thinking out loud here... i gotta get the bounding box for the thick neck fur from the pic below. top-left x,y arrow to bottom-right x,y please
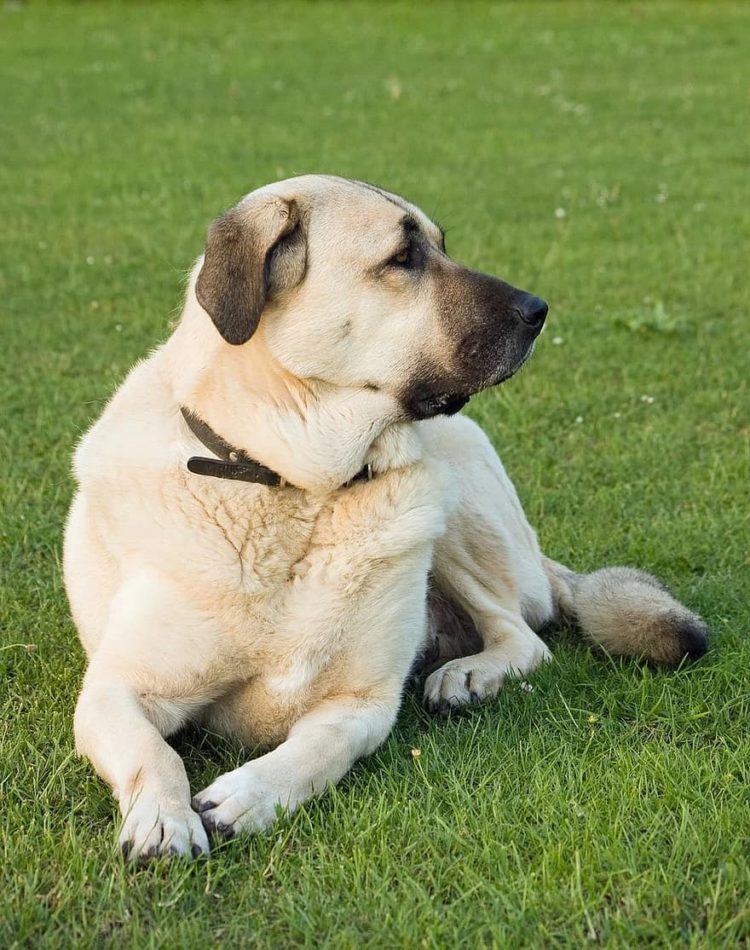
162,276 -> 423,493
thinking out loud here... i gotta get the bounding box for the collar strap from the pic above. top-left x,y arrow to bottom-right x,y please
180,407 -> 373,490
181,407 -> 284,486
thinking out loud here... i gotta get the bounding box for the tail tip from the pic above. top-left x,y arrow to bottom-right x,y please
677,616 -> 710,662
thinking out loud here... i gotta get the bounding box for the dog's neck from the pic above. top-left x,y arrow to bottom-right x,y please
163,292 -> 423,494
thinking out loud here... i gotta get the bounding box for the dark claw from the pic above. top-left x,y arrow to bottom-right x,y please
191,843 -> 204,859
144,844 -> 160,859
216,821 -> 236,840
469,690 -> 481,705
121,840 -> 132,860
194,798 -> 216,814
438,699 -> 453,717
199,812 -> 234,840
199,813 -> 216,834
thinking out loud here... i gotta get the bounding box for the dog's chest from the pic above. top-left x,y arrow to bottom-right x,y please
181,478 -> 322,592
186,465 -> 441,593
182,463 -> 444,677
110,460 -> 446,746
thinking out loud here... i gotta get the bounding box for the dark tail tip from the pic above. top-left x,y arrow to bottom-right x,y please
677,618 -> 710,661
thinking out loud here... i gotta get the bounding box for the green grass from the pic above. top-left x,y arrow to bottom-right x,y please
2,1 -> 749,945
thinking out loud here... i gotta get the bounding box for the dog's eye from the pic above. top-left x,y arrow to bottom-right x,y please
389,248 -> 411,268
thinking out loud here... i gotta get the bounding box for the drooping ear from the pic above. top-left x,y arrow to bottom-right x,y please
195,196 -> 305,345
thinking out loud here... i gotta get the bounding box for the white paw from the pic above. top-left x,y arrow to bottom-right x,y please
193,763 -> 288,840
423,640 -> 551,714
119,792 -> 210,861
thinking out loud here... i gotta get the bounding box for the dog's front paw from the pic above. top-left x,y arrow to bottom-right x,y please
423,641 -> 551,715
193,764 -> 286,840
119,793 -> 210,861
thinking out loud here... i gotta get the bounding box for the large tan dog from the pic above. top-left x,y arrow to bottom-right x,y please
65,175 -> 708,860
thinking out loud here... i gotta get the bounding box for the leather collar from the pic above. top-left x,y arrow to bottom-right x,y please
181,407 -> 373,490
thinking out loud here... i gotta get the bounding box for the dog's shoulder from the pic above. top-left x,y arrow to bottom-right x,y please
73,347 -> 177,488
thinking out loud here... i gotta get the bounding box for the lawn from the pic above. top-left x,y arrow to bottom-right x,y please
1,0 -> 749,945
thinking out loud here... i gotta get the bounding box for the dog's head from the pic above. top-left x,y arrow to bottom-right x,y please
195,176 -> 547,419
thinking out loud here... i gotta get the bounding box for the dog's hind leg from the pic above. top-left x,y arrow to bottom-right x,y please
419,415 -> 553,713
419,415 -> 709,714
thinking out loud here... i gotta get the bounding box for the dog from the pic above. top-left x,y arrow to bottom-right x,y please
64,175 -> 709,860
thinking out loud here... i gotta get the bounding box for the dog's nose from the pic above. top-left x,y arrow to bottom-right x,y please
515,293 -> 548,329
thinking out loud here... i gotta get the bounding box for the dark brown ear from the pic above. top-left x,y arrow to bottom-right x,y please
195,197 -> 304,345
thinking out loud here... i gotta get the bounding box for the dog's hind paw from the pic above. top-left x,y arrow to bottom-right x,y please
423,661 -> 481,715
423,640 -> 551,715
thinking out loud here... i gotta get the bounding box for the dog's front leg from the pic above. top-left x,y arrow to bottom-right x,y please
75,670 -> 209,859
192,691 -> 400,839
192,460 -> 444,840
74,571 -> 221,859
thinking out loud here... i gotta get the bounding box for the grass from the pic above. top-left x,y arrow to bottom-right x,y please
1,0 -> 749,945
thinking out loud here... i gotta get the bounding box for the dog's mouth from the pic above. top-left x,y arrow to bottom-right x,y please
413,392 -> 471,418
409,343 -> 537,420
478,342 -> 537,393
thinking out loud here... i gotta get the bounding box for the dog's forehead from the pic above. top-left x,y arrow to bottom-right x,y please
255,175 -> 441,244
323,188 -> 428,249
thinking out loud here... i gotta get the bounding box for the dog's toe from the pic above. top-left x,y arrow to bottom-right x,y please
192,798 -> 217,815
423,664 -> 474,714
193,764 -> 286,839
119,795 -> 210,861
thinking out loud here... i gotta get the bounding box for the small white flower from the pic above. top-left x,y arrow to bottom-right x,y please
554,207 -> 566,219
386,77 -> 402,100
115,324 -> 122,332
86,256 -> 95,265
640,395 -> 655,404
519,681 -> 534,693
552,335 -> 564,345
613,411 -> 621,419
575,415 -> 584,424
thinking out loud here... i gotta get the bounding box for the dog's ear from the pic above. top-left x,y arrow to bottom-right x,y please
195,196 -> 306,345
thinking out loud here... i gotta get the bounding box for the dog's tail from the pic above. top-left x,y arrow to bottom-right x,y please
542,559 -> 709,666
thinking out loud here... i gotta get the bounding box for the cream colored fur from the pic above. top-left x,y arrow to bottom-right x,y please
65,175 -> 705,861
